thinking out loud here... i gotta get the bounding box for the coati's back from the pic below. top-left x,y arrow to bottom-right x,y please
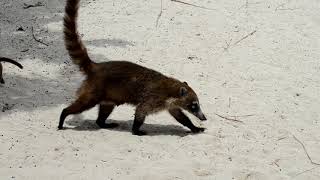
91,61 -> 181,105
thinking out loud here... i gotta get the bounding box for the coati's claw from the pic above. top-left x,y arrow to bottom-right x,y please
132,130 -> 147,136
96,122 -> 119,129
191,127 -> 205,133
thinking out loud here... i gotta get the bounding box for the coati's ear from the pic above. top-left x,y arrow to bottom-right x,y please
183,81 -> 188,85
179,87 -> 188,97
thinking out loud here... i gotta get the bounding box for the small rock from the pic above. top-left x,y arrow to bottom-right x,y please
187,56 -> 196,60
17,26 -> 24,31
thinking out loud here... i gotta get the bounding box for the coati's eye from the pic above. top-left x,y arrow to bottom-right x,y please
188,101 -> 199,112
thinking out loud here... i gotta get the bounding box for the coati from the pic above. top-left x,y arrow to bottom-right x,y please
59,0 -> 207,135
0,57 -> 23,84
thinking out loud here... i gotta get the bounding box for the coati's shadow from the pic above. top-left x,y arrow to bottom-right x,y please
65,116 -> 190,137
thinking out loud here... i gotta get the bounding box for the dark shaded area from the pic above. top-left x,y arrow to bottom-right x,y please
0,73 -> 75,112
0,0 -> 135,114
0,0 -> 135,65
65,116 -> 190,137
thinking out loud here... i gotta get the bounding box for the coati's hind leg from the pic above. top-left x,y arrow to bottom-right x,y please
58,95 -> 98,129
96,103 -> 118,128
169,108 -> 205,133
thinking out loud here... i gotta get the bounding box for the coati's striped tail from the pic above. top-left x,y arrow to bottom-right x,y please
63,0 -> 93,74
0,57 -> 23,69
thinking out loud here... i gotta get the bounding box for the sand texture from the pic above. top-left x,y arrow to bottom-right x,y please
1,0 -> 320,179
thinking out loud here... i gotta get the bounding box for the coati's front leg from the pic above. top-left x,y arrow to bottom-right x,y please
96,103 -> 118,128
169,108 -> 205,133
132,104 -> 148,136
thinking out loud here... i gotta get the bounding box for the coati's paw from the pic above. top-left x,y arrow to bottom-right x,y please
191,127 -> 205,133
57,126 -> 64,130
96,122 -> 119,129
0,79 -> 4,84
132,130 -> 147,136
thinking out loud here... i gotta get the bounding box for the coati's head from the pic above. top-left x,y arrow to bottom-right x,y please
172,82 -> 207,121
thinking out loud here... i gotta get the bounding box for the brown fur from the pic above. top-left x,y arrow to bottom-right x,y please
0,57 -> 23,84
59,0 -> 207,135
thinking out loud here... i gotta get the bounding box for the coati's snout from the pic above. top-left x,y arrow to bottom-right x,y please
187,100 -> 207,121
177,85 -> 207,121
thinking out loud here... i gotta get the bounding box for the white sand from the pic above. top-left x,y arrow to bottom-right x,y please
1,0 -> 320,179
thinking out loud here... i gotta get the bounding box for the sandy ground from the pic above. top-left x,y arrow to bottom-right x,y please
1,0 -> 320,179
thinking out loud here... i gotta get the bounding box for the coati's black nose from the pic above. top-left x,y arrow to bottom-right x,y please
200,115 -> 207,121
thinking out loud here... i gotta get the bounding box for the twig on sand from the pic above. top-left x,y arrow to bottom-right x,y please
293,167 -> 320,178
230,114 -> 255,119
275,2 -> 290,11
276,8 -> 299,11
221,30 -> 256,52
31,26 -> 49,46
238,1 -> 261,10
293,135 -> 320,166
223,38 -> 232,51
275,1 -> 299,11
233,30 -> 257,46
271,159 -> 281,168
23,2 -> 44,9
171,0 -> 216,11
155,0 -> 163,28
277,136 -> 287,141
214,113 -> 245,123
